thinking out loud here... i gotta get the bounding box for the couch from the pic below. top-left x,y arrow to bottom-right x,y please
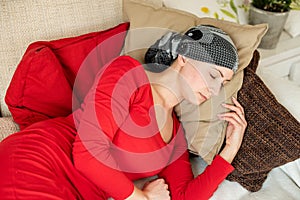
0,0 -> 299,199
0,0 -> 130,140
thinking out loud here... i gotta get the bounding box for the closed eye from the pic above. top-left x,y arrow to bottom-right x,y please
210,71 -> 220,79
222,80 -> 230,86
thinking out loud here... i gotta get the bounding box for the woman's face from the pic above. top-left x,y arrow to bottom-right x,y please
179,57 -> 234,105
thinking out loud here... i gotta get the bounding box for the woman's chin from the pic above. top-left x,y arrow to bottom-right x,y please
186,98 -> 206,105
183,93 -> 208,105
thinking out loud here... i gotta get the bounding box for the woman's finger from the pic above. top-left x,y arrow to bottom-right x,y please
231,97 -> 245,114
164,183 -> 168,190
218,112 -> 245,125
218,108 -> 247,126
222,97 -> 247,122
222,103 -> 244,116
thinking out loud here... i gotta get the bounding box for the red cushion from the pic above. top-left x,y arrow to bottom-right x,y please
5,22 -> 129,130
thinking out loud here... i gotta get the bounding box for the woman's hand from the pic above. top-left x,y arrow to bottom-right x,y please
142,178 -> 170,200
218,97 -> 247,163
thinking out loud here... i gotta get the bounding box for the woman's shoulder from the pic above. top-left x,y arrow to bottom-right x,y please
100,55 -> 147,82
97,55 -> 149,88
109,55 -> 143,71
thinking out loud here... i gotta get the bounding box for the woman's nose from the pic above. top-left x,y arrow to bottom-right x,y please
209,81 -> 222,96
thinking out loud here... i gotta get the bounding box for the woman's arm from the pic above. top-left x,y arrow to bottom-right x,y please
126,187 -> 148,200
73,57 -> 138,199
126,180 -> 170,200
73,56 -> 170,200
159,150 -> 233,200
159,97 -> 247,200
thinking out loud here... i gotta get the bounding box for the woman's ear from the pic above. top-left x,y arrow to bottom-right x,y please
177,54 -> 187,66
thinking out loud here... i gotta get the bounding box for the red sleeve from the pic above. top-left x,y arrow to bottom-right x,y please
159,151 -> 234,200
72,56 -> 142,200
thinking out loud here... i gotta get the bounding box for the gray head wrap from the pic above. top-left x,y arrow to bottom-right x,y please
144,25 -> 238,73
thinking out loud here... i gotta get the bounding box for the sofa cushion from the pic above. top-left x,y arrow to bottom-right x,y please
284,10 -> 300,38
123,0 -> 267,72
5,47 -> 72,130
226,50 -> 300,192
123,0 -> 267,164
0,117 -> 20,141
0,0 -> 129,117
5,22 -> 129,130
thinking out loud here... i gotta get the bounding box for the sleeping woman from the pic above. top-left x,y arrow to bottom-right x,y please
0,25 -> 246,200
72,25 -> 247,200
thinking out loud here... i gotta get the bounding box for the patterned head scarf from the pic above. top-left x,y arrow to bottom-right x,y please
144,25 -> 238,73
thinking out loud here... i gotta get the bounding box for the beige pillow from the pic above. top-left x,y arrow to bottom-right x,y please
123,0 -> 267,164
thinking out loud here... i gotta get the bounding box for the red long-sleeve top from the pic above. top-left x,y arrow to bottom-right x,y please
72,56 -> 234,200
